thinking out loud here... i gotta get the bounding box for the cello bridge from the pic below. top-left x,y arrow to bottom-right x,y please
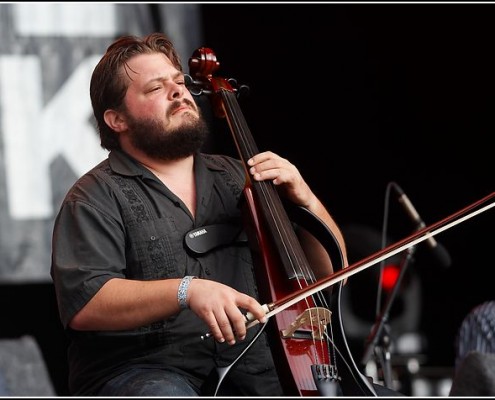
280,307 -> 332,340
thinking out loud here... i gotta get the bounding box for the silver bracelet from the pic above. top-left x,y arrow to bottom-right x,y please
177,275 -> 197,310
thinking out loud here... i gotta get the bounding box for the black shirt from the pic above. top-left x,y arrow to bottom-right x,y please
50,150 -> 281,395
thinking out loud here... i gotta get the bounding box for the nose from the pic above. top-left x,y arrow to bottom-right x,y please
170,82 -> 184,100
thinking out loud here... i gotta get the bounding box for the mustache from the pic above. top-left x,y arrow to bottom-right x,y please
168,99 -> 198,116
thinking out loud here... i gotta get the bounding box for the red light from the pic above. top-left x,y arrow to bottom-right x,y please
381,264 -> 400,291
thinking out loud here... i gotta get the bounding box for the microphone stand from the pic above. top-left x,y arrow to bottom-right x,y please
360,245 -> 416,389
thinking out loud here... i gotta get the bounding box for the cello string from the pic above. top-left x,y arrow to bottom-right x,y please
221,88 -> 334,367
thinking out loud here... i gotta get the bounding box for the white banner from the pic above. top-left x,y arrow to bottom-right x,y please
0,3 -> 202,282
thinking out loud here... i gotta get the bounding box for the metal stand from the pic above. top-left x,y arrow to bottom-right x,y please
360,246 -> 416,389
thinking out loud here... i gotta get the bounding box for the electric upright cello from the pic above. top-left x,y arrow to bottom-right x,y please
187,47 -> 378,396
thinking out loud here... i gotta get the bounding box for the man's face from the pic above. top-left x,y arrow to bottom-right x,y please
119,52 -> 209,160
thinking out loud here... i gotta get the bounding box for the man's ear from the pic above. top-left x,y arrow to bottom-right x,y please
104,109 -> 127,133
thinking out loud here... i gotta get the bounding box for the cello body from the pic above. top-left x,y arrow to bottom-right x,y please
187,47 -> 377,396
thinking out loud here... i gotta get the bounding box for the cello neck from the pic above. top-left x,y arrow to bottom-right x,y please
216,86 -> 311,280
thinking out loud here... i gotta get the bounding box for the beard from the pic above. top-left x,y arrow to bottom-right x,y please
125,104 -> 209,161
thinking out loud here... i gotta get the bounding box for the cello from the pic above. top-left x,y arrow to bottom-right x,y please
187,47 -> 378,396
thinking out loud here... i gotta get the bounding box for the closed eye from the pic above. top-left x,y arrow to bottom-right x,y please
149,86 -> 162,92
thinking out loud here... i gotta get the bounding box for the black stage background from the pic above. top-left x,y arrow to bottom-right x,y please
199,0 -> 495,381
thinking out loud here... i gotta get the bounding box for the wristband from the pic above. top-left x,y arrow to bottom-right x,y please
177,276 -> 197,310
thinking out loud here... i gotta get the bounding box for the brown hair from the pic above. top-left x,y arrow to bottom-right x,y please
90,33 -> 183,150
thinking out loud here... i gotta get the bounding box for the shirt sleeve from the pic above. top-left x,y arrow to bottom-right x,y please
51,193 -> 126,329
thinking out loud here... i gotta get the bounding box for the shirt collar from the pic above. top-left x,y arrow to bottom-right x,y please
108,149 -> 219,181
108,149 -> 146,177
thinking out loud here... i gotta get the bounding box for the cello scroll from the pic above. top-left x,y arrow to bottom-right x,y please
187,47 -> 249,118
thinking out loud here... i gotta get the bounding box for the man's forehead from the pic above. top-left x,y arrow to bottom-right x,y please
125,53 -> 178,81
